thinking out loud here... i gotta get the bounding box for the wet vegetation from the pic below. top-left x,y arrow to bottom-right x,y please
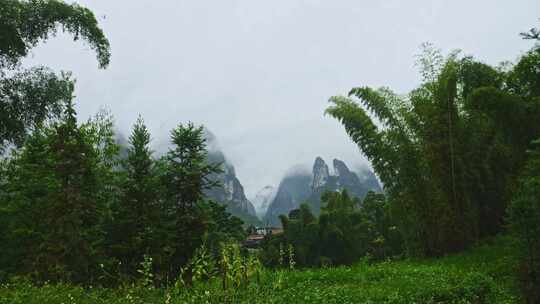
1,1 -> 540,303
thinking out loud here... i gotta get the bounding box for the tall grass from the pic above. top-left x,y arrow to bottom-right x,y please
0,237 -> 520,304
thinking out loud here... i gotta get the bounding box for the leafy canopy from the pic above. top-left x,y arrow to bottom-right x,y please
0,0 -> 110,151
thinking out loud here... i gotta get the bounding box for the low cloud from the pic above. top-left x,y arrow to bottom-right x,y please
22,0 -> 539,197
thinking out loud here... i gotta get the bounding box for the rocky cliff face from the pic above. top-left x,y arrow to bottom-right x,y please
311,157 -> 330,189
203,131 -> 259,225
205,151 -> 256,215
263,157 -> 381,226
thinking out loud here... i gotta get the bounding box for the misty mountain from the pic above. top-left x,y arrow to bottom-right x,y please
203,131 -> 260,226
355,166 -> 383,194
263,157 -> 381,226
262,168 -> 312,226
250,185 -> 277,219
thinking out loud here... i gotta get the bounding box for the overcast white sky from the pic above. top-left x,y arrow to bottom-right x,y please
22,0 -> 539,197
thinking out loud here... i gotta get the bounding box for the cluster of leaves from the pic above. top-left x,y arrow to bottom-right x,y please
0,0 -> 110,69
0,237 -> 519,303
0,103 -> 246,285
261,190 -> 402,268
0,0 -> 111,152
327,41 -> 540,256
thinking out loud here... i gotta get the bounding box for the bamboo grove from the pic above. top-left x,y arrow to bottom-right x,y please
327,42 -> 540,258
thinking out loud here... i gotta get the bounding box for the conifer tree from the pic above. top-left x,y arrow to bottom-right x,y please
160,122 -> 222,275
109,116 -> 159,275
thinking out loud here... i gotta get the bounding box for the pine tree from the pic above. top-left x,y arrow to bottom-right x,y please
109,115 -> 159,276
160,122 -> 222,276
164,123 -> 221,211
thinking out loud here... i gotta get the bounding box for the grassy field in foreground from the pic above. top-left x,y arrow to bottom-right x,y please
0,237 -> 521,304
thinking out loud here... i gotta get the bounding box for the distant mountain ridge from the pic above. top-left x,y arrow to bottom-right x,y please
263,172 -> 312,226
151,129 -> 379,227
263,157 -> 381,226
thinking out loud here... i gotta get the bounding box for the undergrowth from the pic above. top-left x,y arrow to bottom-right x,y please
0,236 -> 520,304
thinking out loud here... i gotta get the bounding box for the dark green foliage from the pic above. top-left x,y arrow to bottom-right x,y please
285,204 -> 320,266
508,139 -> 540,303
262,190 -> 401,268
0,0 -> 110,151
0,4 -> 538,301
318,191 -> 365,265
0,108 -> 246,285
0,68 -> 74,150
359,191 -> 403,259
163,123 -> 221,212
0,102 -> 110,283
0,0 -> 110,69
105,116 -> 161,279
203,201 -> 246,256
327,43 -> 540,256
0,237 -> 519,303
156,122 -> 224,278
507,47 -> 540,98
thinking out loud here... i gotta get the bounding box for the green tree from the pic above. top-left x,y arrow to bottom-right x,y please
163,123 -> 221,211
0,0 -> 110,69
1,101 -> 109,283
0,68 -> 75,150
318,190 -> 366,265
262,190 -> 402,268
106,116 -> 160,278
327,42 -> 540,256
280,204 -> 319,267
508,139 -> 540,303
159,122 -> 222,277
0,0 -> 110,151
360,191 -> 402,259
203,200 -> 246,258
